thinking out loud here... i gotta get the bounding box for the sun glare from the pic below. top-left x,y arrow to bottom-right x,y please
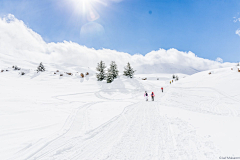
68,0 -> 101,21
70,0 -> 94,13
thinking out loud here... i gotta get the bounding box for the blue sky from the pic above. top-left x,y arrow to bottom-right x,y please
0,0 -> 240,62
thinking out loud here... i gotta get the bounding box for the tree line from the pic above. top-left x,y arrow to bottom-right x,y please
35,61 -> 135,83
96,61 -> 135,83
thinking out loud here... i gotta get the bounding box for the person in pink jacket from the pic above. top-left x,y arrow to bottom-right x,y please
144,91 -> 148,101
151,92 -> 155,101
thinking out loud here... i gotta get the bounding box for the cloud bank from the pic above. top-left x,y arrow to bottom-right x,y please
233,17 -> 240,37
0,14 -> 233,74
236,29 -> 240,36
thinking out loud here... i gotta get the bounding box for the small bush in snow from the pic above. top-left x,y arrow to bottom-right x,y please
66,72 -> 72,76
37,62 -> 45,72
172,74 -> 175,79
80,73 -> 84,78
123,62 -> 135,78
237,63 -> 240,66
13,66 -> 21,70
20,72 -> 25,75
96,60 -> 106,81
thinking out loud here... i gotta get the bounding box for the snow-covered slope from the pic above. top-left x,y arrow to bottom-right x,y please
1,61 -> 240,160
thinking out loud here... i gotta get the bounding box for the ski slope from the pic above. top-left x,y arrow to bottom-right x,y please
1,64 -> 240,160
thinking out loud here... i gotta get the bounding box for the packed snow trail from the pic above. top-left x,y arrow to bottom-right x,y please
8,84 -> 218,160
35,104 -> 215,160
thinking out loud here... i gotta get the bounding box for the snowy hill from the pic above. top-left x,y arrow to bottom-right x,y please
1,60 -> 240,159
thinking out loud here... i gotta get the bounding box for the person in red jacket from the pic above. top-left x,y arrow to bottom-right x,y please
161,87 -> 163,92
151,92 -> 155,101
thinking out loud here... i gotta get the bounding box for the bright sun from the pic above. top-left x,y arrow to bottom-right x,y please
70,0 -> 94,13
68,0 -> 100,21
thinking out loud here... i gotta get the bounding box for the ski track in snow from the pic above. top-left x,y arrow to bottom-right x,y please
5,77 -> 223,160
9,101 -> 102,160
162,87 -> 240,117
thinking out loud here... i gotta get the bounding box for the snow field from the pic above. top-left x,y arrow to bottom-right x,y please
0,65 -> 240,159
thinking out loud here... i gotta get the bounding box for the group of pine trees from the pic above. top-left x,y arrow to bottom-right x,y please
96,61 -> 135,83
35,61 -> 135,83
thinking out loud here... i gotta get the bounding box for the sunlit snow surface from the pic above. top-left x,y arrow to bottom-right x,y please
1,63 -> 240,160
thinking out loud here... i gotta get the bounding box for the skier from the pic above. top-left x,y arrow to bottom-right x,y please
161,87 -> 163,92
170,81 -> 171,84
151,92 -> 155,101
144,91 -> 148,101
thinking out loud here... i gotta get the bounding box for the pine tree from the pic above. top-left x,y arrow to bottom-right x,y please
123,62 -> 135,78
37,62 -> 45,72
108,61 -> 119,79
172,74 -> 175,79
106,71 -> 114,83
96,60 -> 106,81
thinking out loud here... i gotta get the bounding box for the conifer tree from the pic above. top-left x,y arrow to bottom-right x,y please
37,62 -> 45,72
106,71 -> 114,83
96,60 -> 106,81
173,74 -> 175,79
123,62 -> 135,78
108,61 -> 119,79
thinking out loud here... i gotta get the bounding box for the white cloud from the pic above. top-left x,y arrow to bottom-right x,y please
236,29 -> 240,36
233,18 -> 240,23
0,14 -> 234,74
233,17 -> 240,36
215,57 -> 223,63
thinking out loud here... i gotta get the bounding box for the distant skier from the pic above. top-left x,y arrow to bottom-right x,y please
144,91 -> 148,101
170,81 -> 171,84
151,92 -> 155,101
172,80 -> 173,83
161,87 -> 163,92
